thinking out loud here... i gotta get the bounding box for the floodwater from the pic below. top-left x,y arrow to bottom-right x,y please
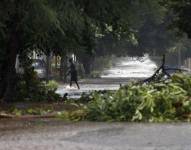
101,54 -> 157,78
56,55 -> 157,98
1,56 -> 190,150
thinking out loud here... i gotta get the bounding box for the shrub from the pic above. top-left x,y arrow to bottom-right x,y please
84,73 -> 191,122
45,80 -> 59,92
16,78 -> 61,102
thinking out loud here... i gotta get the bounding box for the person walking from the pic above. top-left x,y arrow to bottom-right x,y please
67,58 -> 80,89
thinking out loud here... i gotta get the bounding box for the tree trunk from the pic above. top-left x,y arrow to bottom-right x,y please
3,31 -> 19,102
45,53 -> 51,82
81,54 -> 93,76
60,55 -> 67,82
60,56 -> 64,81
55,56 -> 58,69
0,61 -> 7,99
1,0 -> 21,102
83,61 -> 91,75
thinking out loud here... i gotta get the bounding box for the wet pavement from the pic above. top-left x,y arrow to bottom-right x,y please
56,81 -> 120,98
101,55 -> 157,78
1,56 -> 188,150
56,78 -> 142,98
0,120 -> 191,150
56,55 -> 157,98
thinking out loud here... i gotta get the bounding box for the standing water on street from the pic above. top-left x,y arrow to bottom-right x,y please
101,54 -> 157,78
56,54 -> 157,98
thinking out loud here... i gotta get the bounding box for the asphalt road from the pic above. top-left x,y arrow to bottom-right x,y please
0,120 -> 191,150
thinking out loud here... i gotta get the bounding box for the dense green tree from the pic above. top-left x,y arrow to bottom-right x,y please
161,0 -> 191,38
0,0 -> 62,102
0,0 -> 186,102
0,0 -> 135,101
159,0 -> 191,65
94,0 -> 178,57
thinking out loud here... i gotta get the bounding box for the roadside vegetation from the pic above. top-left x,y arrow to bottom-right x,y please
16,77 -> 61,102
1,1 -> 191,123
1,73 -> 191,122
83,73 -> 191,122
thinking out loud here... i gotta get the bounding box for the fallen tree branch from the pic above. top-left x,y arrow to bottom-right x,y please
142,54 -> 185,83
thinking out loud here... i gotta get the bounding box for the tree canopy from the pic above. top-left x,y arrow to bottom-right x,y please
0,0 -> 191,102
162,0 -> 191,38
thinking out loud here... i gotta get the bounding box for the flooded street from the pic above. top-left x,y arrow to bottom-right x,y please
56,55 -> 157,98
101,55 -> 157,78
2,55 -> 189,150
0,120 -> 191,150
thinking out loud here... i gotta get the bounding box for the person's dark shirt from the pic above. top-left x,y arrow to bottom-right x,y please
70,63 -> 77,74
69,62 -> 78,81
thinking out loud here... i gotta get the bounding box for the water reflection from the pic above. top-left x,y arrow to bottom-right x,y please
101,54 -> 157,78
